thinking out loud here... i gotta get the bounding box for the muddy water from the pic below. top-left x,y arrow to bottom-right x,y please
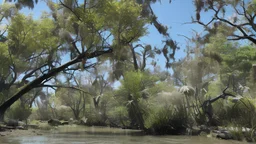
0,126 -> 245,144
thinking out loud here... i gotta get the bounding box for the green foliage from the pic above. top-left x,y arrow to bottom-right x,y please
231,98 -> 256,127
229,127 -> 244,141
55,88 -> 86,120
55,106 -> 73,121
205,80 -> 223,99
6,100 -> 32,120
0,43 -> 11,75
100,0 -> 148,43
8,13 -> 58,59
107,106 -> 129,127
122,70 -> 157,99
145,93 -> 189,134
122,71 -> 144,99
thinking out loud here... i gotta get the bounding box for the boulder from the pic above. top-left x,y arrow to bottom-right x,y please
6,119 -> 18,127
48,119 -> 61,126
186,127 -> 201,135
213,130 -> 233,140
73,120 -> 79,125
18,121 -> 25,126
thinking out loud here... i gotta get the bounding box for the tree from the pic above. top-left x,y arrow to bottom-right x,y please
0,0 -> 150,121
193,0 -> 256,44
56,88 -> 85,120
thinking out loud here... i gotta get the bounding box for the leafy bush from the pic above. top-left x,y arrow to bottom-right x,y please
6,100 -> 32,121
35,106 -> 52,120
107,106 -> 129,127
144,92 -> 190,135
145,105 -> 189,135
229,127 -> 244,141
55,105 -> 74,121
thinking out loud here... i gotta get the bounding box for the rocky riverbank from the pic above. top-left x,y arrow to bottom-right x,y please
187,125 -> 256,142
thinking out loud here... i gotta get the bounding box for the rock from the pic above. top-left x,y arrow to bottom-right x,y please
61,121 -> 69,125
18,121 -> 25,126
199,125 -> 211,134
69,118 -> 73,125
215,130 -> 233,140
17,126 -> 25,130
6,119 -> 18,127
186,127 -> 201,135
0,133 -> 6,136
73,120 -> 79,125
199,131 -> 208,136
48,119 -> 61,126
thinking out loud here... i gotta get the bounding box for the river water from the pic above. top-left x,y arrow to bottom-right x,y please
0,126 -> 246,144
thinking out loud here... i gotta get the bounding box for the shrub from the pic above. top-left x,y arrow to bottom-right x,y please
107,106 -> 129,127
55,105 -> 73,120
144,92 -> 190,135
6,100 -> 32,121
229,127 -> 244,141
230,98 -> 256,127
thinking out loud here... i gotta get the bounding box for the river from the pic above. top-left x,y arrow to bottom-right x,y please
0,126 -> 246,144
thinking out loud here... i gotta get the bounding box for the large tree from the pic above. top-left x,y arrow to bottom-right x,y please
0,0 -> 153,121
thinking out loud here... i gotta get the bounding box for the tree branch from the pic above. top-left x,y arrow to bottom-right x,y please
36,84 -> 93,95
59,0 -> 82,21
22,64 -> 48,82
0,47 -> 112,113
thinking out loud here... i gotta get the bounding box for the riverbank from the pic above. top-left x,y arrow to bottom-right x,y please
0,120 -> 253,143
0,125 -> 245,144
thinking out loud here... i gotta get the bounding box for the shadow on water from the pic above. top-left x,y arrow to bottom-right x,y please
0,126 -> 246,144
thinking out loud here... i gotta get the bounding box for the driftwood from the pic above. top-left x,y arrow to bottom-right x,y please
202,86 -> 235,126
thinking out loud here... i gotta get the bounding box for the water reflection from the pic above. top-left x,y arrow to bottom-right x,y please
0,126 -> 244,144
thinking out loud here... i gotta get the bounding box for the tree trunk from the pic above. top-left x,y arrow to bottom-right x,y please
130,44 -> 139,71
0,49 -> 112,121
127,94 -> 144,130
0,107 -> 6,121
253,64 -> 256,82
73,109 -> 80,120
